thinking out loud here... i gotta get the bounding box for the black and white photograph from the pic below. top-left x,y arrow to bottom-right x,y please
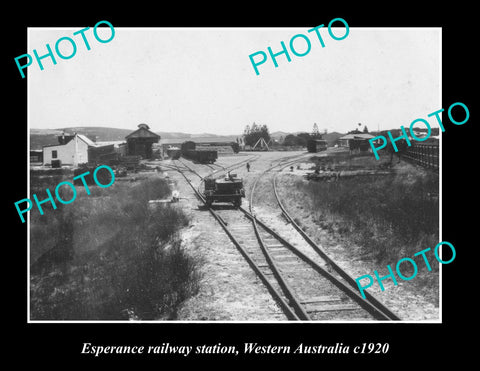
7,5 -> 475,364
26,25 -> 441,323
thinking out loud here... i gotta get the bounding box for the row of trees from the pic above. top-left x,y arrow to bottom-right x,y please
242,122 -> 322,147
243,123 -> 368,146
241,123 -> 370,148
243,123 -> 270,147
282,132 -> 316,146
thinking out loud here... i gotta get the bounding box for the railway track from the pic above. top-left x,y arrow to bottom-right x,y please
173,154 -> 400,321
272,159 -> 399,316
173,157 -> 305,320
250,156 -> 401,320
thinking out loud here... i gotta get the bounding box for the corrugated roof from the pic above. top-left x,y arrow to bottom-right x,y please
42,133 -> 97,148
96,140 -> 126,147
77,134 -> 97,146
125,127 -> 161,139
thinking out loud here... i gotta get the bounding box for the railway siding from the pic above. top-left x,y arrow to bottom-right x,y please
175,153 -> 398,321
273,165 -> 440,320
169,158 -> 287,321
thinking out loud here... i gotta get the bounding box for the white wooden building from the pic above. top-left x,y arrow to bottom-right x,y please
43,133 -> 96,166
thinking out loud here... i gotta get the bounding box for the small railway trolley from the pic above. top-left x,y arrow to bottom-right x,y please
203,173 -> 245,208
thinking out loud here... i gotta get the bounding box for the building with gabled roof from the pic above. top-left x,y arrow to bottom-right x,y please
338,133 -> 376,152
125,123 -> 161,159
42,132 -> 119,167
43,133 -> 98,166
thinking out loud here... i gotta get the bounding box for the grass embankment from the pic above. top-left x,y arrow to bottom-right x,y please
280,155 -> 439,268
30,175 -> 201,320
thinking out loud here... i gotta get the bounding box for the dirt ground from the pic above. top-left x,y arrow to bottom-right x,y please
154,150 -> 440,322
161,153 -> 288,321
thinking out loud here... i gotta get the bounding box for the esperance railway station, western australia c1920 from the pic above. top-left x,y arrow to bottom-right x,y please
26,25 -> 442,322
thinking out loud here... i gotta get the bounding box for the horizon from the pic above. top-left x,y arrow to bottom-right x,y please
31,124 -> 427,138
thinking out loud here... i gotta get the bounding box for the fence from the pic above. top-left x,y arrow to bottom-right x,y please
402,143 -> 439,169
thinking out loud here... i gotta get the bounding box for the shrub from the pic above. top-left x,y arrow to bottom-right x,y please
30,176 -> 200,320
292,171 -> 439,263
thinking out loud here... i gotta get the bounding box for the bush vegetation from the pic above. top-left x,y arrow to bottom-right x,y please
286,160 -> 439,266
30,176 -> 200,320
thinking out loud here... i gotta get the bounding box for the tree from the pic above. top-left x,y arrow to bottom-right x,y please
231,142 -> 240,153
283,134 -> 300,146
296,132 -> 312,146
243,122 -> 270,147
282,132 -> 312,147
379,129 -> 409,163
347,129 -> 362,134
363,125 -> 369,133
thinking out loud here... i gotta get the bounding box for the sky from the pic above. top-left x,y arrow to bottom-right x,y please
28,26 -> 441,135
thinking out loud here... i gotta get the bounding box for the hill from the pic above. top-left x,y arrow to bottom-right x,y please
322,132 -> 344,147
270,131 -> 291,140
29,127 -> 240,150
30,127 -> 132,149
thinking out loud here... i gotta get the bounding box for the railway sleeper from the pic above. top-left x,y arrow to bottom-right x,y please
234,240 -> 258,246
300,295 -> 346,304
264,243 -> 287,249
230,226 -> 255,232
260,269 -> 275,276
268,249 -> 295,256
305,303 -> 360,313
270,257 -> 298,265
234,237 -> 258,244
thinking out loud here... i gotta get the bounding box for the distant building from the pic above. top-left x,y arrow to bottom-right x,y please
30,150 -> 43,163
93,140 -> 127,160
409,129 -> 437,142
125,123 -> 161,159
43,133 -> 97,166
42,132 -> 122,167
307,139 -> 328,153
161,137 -> 237,158
338,133 -> 375,152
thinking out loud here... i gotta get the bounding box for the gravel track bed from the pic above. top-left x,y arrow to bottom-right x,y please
159,151 -> 439,321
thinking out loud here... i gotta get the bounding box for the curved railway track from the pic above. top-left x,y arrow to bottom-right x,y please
248,155 -> 400,320
172,154 -> 400,321
173,157 -> 305,320
270,160 -> 400,318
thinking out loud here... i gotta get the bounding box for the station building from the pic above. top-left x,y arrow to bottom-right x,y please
43,133 -> 97,166
338,133 -> 375,152
42,132 -> 126,167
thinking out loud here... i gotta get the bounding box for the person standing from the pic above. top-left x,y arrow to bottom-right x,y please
246,162 -> 250,172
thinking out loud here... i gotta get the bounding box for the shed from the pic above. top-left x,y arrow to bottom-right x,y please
42,133 -> 117,167
338,133 -> 375,152
30,150 -> 43,163
125,123 -> 161,159
43,133 -> 95,166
